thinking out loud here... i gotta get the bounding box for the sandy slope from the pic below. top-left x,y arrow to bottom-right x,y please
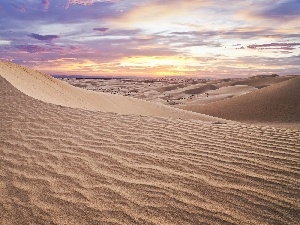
184,84 -> 218,95
181,77 -> 300,124
229,75 -> 293,89
180,85 -> 257,106
1,64 -> 300,224
61,74 -> 294,111
0,61 -> 221,122
212,76 -> 292,89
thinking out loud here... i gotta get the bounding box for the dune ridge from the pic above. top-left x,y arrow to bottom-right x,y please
181,77 -> 300,125
0,61 -> 223,122
179,85 -> 258,106
229,75 -> 293,89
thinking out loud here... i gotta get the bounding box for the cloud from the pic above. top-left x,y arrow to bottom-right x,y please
42,0 -> 50,11
63,0 -> 119,9
170,26 -> 274,39
247,42 -> 300,50
0,0 -> 121,26
15,45 -> 47,53
98,28 -> 141,36
237,0 -> 300,24
29,33 -> 59,41
106,0 -> 209,27
170,31 -> 219,37
0,40 -> 11,45
1,0 -> 300,77
93,27 -> 109,32
11,3 -> 26,12
258,0 -> 300,19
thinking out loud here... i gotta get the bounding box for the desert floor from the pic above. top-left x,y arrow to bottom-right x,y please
62,74 -> 300,130
1,61 -> 300,225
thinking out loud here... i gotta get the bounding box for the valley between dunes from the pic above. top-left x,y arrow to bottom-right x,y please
0,61 -> 299,225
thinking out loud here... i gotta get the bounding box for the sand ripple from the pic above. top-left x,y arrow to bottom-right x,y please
1,76 -> 300,224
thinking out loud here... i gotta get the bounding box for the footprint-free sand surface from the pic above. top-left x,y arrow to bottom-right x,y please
1,61 -> 300,224
180,77 -> 300,129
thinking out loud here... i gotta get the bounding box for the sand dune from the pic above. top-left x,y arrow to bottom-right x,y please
156,83 -> 187,92
184,84 -> 218,95
229,75 -> 293,89
181,77 -> 300,125
0,61 -> 221,122
1,74 -> 300,225
180,85 -> 257,106
61,74 -> 294,111
1,62 -> 300,224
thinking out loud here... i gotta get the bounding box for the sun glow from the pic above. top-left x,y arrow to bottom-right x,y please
120,56 -> 196,67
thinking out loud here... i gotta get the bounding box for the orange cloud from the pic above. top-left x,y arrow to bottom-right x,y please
106,0 -> 209,28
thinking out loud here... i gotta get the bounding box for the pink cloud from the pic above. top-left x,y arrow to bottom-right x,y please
42,0 -> 50,11
12,3 -> 26,12
93,27 -> 109,32
63,0 -> 118,9
15,45 -> 47,53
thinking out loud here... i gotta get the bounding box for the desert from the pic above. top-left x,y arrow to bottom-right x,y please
62,73 -> 300,130
1,61 -> 299,225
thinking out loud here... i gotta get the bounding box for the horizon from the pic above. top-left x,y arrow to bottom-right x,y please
0,0 -> 300,78
51,73 -> 295,80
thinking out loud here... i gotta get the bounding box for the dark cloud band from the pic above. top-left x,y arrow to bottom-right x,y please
28,33 -> 59,41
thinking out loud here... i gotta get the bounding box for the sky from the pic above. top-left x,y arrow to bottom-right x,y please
0,0 -> 300,78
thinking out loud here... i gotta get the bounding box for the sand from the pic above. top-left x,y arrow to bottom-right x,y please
0,61 -> 222,122
1,61 -> 300,224
181,77 -> 300,128
228,75 -> 293,89
179,85 -> 258,106
60,78 -> 256,107
61,73 -> 299,130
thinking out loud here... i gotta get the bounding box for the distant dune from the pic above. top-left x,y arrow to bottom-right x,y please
181,85 -> 257,105
184,84 -> 218,95
0,61 -> 222,122
181,77 -> 300,124
61,72 -> 299,130
229,75 -> 293,89
1,61 -> 300,225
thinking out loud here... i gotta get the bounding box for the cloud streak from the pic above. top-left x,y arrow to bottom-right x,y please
93,27 -> 109,32
248,42 -> 300,50
63,0 -> 119,9
11,3 -> 26,12
42,0 -> 50,11
14,45 -> 47,53
29,33 -> 59,41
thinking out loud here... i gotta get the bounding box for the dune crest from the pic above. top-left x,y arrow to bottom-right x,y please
0,61 -> 223,122
229,75 -> 293,89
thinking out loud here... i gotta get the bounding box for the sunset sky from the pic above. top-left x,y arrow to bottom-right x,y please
0,0 -> 299,77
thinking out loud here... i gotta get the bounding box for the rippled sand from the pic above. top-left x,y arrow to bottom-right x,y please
1,62 -> 300,224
